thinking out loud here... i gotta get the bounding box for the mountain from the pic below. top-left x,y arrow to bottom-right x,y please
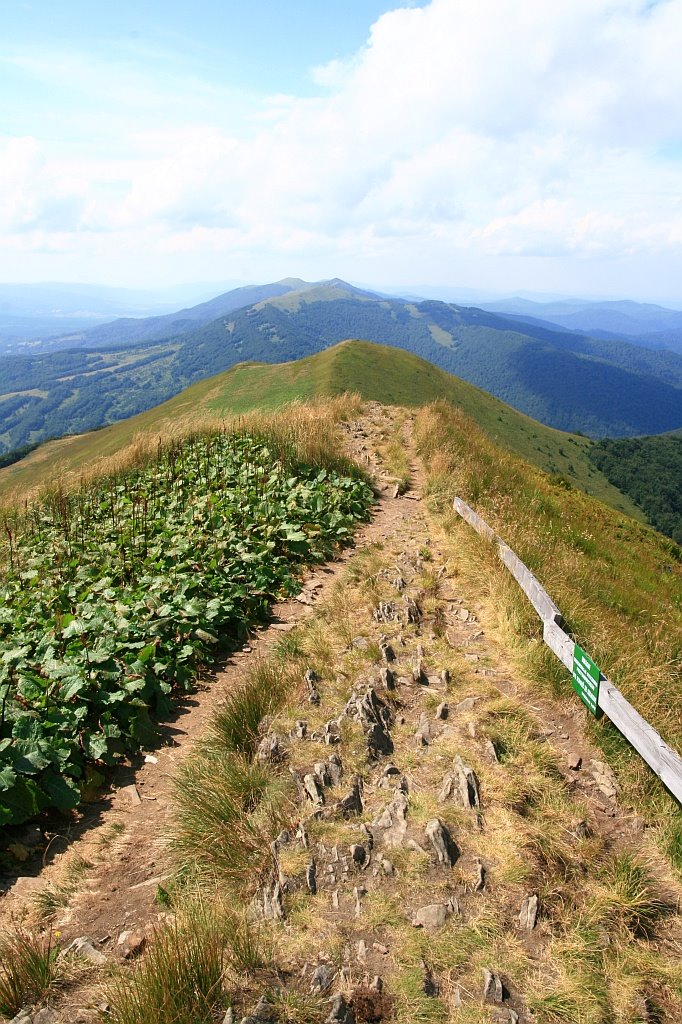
0,281 -> 237,353
479,296 -> 682,355
0,341 -> 644,525
1,280 -> 681,454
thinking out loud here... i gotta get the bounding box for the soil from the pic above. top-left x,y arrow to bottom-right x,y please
0,403 -> 678,1023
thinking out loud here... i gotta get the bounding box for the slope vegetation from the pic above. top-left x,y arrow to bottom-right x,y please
0,342 -> 643,522
2,280 -> 682,452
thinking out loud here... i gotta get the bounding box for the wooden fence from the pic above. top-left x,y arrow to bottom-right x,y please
453,497 -> 682,805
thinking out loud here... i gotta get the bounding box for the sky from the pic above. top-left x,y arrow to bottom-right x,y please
2,0 -> 682,302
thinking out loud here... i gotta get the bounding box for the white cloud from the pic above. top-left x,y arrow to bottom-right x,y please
2,0 -> 682,297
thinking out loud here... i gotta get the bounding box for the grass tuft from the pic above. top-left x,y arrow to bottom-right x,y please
0,929 -> 58,1018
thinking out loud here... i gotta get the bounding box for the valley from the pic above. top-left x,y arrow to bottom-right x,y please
1,280 -> 682,457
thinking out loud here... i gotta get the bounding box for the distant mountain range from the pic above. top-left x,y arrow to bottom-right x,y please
0,277 -> 681,454
478,297 -> 682,355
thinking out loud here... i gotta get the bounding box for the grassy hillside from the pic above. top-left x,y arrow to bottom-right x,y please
0,342 -> 643,521
414,400 -> 682,868
2,281 -> 682,453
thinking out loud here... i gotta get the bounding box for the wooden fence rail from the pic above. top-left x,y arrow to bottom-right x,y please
453,496 -> 682,805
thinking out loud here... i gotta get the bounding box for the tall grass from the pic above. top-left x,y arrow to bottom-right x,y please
104,903 -> 261,1024
0,930 -> 58,1018
414,400 -> 682,870
211,659 -> 290,757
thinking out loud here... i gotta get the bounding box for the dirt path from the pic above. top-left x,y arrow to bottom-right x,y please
1,403 -> 679,1023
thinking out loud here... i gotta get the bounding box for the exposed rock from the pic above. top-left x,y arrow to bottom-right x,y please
474,859 -> 486,892
324,719 -> 341,744
412,898 -> 458,931
327,753 -> 344,786
262,879 -> 284,920
257,733 -> 285,764
294,720 -> 308,739
484,739 -> 499,763
303,774 -> 325,806
458,608 -> 471,622
374,601 -> 396,623
381,858 -> 395,876
404,596 -> 421,623
455,755 -> 480,808
425,819 -> 458,868
9,1012 -> 32,1024
379,666 -> 395,690
325,993 -> 356,1023
412,658 -> 427,685
590,760 -> 619,800
372,792 -> 408,848
222,1009 -> 235,1024
350,844 -> 369,869
483,969 -> 504,1003
63,936 -> 107,964
353,886 -> 367,916
306,861 -> 317,894
519,893 -> 539,931
440,669 -> 451,686
311,963 -> 335,994
354,688 -> 394,757
314,762 -> 332,788
240,996 -> 277,1023
337,776 -> 364,818
116,928 -> 147,958
435,702 -> 449,720
392,575 -> 406,592
414,713 -> 433,746
305,668 -> 321,705
455,697 -> 481,713
380,640 -> 396,663
33,1013 -> 58,1024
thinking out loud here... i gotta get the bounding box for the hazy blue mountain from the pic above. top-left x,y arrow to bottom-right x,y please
1,280 -> 681,454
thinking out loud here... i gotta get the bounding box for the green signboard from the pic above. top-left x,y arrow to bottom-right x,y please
572,644 -> 603,717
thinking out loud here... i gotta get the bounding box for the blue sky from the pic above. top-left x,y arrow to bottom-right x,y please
2,0 -> 682,302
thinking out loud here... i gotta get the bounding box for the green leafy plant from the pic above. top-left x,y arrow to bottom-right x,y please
0,429 -> 372,825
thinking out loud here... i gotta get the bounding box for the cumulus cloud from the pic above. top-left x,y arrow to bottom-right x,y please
2,0 -> 682,294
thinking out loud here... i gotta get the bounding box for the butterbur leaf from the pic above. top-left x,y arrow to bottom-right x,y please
41,770 -> 80,812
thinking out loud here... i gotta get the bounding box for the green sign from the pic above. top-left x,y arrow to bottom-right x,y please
572,644 -> 603,717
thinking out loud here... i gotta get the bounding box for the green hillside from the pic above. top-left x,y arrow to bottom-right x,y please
0,341 -> 643,522
2,280 -> 682,454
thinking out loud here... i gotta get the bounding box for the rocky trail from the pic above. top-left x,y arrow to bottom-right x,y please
1,404 -> 679,1024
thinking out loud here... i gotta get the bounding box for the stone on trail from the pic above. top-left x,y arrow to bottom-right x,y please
454,755 -> 480,808
337,776 -> 364,818
257,732 -> 285,763
412,897 -> 459,932
303,773 -> 325,806
414,713 -> 433,746
519,893 -> 539,931
325,994 -> 355,1024
425,818 -> 458,868
483,969 -> 504,1003
63,936 -> 107,964
311,963 -> 335,994
379,666 -> 395,690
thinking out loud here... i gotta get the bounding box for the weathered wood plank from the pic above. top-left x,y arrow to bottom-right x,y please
499,543 -> 564,626
454,495 -> 682,806
453,497 -> 497,543
542,619 -> 574,672
598,684 -> 682,804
